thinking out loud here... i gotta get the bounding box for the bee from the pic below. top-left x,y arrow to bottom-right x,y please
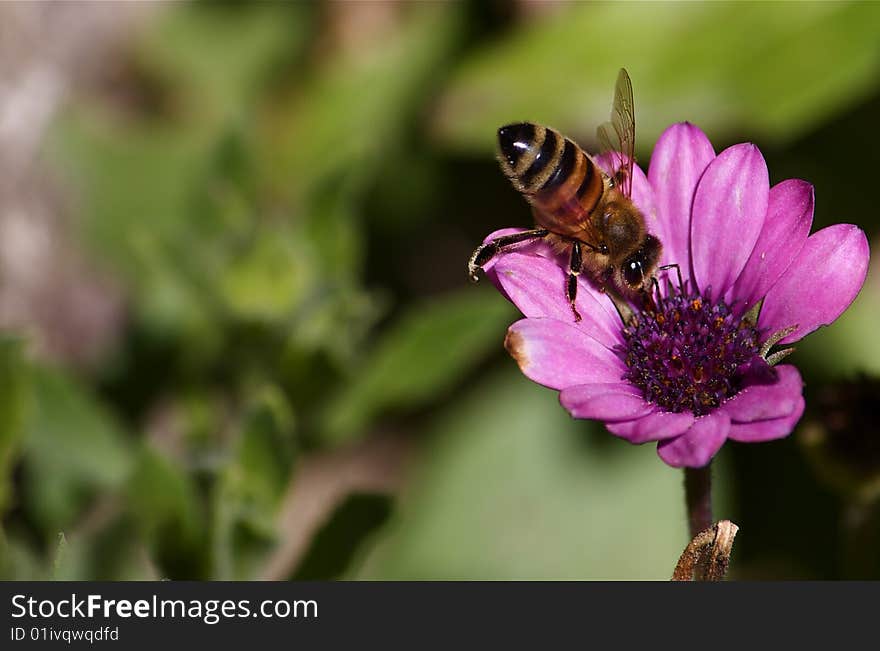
467,68 -> 662,321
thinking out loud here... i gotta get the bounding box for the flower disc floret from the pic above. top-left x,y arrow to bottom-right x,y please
620,288 -> 760,416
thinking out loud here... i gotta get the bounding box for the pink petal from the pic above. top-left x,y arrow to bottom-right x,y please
605,410 -> 696,444
493,253 -> 622,347
690,143 -> 769,298
727,179 -> 814,313
719,365 -> 803,423
647,123 -> 716,278
505,318 -> 625,390
727,396 -> 805,443
759,224 -> 870,345
559,383 -> 653,422
656,411 -> 731,468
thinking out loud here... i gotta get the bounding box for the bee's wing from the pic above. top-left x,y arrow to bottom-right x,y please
596,68 -> 636,199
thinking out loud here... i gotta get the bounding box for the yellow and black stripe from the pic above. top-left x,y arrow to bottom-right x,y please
497,123 -> 604,224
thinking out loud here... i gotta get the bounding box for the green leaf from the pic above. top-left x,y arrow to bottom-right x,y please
51,110 -> 209,274
294,493 -> 393,580
48,516 -> 152,581
233,385 -> 296,509
0,531 -> 45,580
49,3 -> 310,338
0,338 -> 29,518
435,2 -> 880,153
358,369 -> 733,580
127,444 -> 207,579
320,287 -> 515,444
218,229 -> 314,322
261,3 -> 463,201
139,2 -> 310,127
21,367 -> 134,534
49,111 -> 229,363
212,385 -> 296,580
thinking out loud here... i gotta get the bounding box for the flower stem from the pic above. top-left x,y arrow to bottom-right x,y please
684,465 -> 712,538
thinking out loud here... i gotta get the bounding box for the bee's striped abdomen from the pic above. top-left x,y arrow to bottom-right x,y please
497,123 -> 604,234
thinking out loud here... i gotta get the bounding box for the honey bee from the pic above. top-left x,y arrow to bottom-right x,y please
467,68 -> 662,321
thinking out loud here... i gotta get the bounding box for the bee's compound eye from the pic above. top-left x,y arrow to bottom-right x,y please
623,257 -> 644,288
622,235 -> 661,289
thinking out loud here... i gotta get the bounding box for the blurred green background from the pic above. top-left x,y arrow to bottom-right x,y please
1,1 -> 879,581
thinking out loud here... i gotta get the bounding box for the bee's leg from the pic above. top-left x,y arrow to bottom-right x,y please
658,263 -> 684,293
567,241 -> 583,322
642,278 -> 661,311
468,228 -> 549,282
650,275 -> 661,296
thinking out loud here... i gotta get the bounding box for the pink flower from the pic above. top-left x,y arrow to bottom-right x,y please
481,123 -> 870,468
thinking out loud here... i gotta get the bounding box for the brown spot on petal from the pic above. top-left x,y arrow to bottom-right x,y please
504,328 -> 529,370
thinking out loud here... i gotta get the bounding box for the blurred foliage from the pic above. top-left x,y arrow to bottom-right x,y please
2,1 -> 880,581
295,493 -> 393,581
435,2 -> 880,153
21,367 -> 133,534
358,370 -> 695,579
320,289 -> 514,444
0,339 -> 28,519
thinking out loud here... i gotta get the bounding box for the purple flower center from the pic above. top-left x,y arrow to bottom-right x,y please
618,288 -> 761,416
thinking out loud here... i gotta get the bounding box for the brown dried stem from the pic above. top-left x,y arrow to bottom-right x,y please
671,519 -> 739,581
